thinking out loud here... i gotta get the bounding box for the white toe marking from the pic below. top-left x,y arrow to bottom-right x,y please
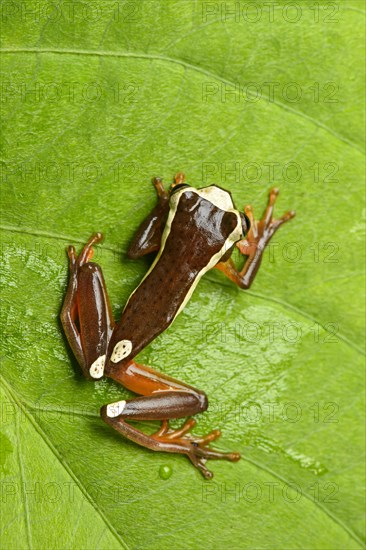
110,339 -> 132,363
106,400 -> 126,418
89,355 -> 105,379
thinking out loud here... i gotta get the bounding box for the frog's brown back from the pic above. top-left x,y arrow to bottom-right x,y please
105,190 -> 240,374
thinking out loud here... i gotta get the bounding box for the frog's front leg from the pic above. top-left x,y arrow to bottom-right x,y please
101,360 -> 240,479
216,188 -> 295,289
127,173 -> 187,258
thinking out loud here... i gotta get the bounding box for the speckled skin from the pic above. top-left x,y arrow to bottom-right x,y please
105,189 -> 239,376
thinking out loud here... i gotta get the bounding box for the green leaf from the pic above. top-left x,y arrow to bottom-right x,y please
1,1 -> 364,548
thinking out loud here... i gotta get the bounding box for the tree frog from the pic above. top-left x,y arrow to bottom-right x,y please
61,173 -> 295,479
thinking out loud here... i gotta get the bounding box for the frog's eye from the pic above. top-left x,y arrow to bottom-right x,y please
240,212 -> 251,235
221,211 -> 239,235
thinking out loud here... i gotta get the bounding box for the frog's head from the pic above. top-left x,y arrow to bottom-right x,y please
171,182 -> 250,237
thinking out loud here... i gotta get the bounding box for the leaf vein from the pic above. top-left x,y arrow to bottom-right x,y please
0,47 -> 363,154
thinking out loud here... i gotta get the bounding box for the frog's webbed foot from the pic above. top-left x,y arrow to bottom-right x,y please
152,172 -> 186,199
152,176 -> 169,200
152,419 -> 240,479
67,232 -> 104,272
237,188 -> 295,257
216,188 -> 295,289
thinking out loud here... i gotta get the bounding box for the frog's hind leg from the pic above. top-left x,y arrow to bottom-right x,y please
101,360 -> 240,479
60,233 -> 115,380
